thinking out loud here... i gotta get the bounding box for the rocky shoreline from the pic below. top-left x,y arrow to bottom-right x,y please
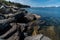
0,3 -> 52,40
0,3 -> 40,40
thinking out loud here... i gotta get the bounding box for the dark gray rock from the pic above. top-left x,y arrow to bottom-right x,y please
0,14 -> 5,20
0,23 -> 17,39
0,18 -> 15,35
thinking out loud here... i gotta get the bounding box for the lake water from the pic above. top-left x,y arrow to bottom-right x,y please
26,7 -> 60,17
26,7 -> 60,26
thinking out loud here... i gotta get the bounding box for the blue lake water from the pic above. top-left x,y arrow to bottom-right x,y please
26,7 -> 60,17
26,7 -> 60,26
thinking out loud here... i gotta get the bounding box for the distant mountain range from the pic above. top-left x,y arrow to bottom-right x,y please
39,6 -> 60,8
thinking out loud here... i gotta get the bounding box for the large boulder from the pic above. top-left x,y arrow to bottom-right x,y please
25,14 -> 35,21
25,14 -> 41,21
14,11 -> 29,23
33,14 -> 41,20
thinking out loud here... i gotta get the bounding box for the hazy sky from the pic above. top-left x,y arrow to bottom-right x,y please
6,0 -> 60,7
